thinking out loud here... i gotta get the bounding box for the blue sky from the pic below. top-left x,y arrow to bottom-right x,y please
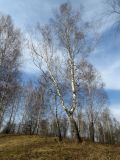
0,0 -> 120,120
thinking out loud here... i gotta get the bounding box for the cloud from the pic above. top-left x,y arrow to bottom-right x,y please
20,48 -> 40,74
89,22 -> 120,90
101,61 -> 120,90
110,105 -> 120,121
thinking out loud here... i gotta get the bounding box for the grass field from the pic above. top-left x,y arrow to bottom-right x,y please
0,135 -> 119,160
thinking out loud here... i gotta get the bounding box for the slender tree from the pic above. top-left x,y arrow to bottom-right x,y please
79,60 -> 108,142
0,14 -> 21,129
29,2 -> 96,142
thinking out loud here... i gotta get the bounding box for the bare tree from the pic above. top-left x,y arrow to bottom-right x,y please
2,87 -> 22,134
20,79 -> 47,135
106,0 -> 120,30
28,2 -> 97,143
0,14 -> 21,129
107,0 -> 120,15
97,108 -> 120,144
79,60 -> 108,142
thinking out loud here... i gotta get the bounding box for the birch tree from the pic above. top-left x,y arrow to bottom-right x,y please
29,2 -> 96,143
79,60 -> 108,142
0,14 -> 21,129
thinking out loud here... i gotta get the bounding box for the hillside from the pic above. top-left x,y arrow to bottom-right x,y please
0,135 -> 119,160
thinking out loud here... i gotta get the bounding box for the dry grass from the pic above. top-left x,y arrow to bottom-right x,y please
0,135 -> 119,160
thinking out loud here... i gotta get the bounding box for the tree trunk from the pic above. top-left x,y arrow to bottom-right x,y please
89,122 -> 94,142
56,120 -> 62,142
70,117 -> 82,143
98,124 -> 104,143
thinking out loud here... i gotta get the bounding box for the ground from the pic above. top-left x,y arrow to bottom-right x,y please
0,135 -> 119,160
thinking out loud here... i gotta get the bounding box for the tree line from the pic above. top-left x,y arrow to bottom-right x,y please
0,1 -> 120,144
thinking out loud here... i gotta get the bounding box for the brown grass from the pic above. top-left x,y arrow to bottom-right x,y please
0,135 -> 119,160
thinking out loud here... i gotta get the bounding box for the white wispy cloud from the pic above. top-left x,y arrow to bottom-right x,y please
101,61 -> 120,90
110,105 -> 120,121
